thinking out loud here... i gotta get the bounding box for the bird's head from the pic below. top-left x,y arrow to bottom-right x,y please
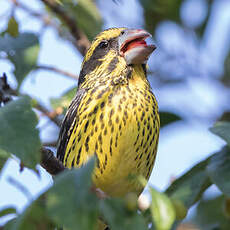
78,28 -> 156,87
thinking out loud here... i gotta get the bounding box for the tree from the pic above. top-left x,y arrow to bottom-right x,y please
0,0 -> 230,229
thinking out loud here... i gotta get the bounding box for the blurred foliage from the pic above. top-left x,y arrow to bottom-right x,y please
46,159 -> 99,230
0,0 -> 230,229
159,111 -> 181,128
0,33 -> 39,87
207,147 -> 230,196
47,0 -> 103,41
0,149 -> 10,171
5,17 -> 19,38
0,96 -> 41,170
149,187 -> 175,230
140,0 -> 183,33
210,122 -> 230,147
166,155 -> 211,208
192,195 -> 230,230
221,52 -> 230,87
50,87 -> 76,114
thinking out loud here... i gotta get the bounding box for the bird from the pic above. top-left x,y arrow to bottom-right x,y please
56,27 -> 160,198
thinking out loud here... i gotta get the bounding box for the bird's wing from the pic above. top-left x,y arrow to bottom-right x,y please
56,88 -> 86,162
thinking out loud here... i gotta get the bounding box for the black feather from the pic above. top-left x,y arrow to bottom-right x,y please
78,37 -> 119,87
56,88 -> 86,162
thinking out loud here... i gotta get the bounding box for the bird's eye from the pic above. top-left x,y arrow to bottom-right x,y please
98,41 -> 108,49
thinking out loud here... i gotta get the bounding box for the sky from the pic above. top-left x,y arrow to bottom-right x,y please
0,0 -> 229,225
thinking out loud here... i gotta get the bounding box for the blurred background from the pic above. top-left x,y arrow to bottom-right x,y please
0,0 -> 230,228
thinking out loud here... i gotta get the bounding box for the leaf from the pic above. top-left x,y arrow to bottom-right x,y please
149,187 -> 175,230
100,198 -> 148,230
165,156 -> 212,208
192,195 -> 230,230
0,207 -> 16,218
76,0 -> 103,40
4,218 -> 17,230
206,147 -> 230,196
0,96 -> 41,169
159,111 -> 182,128
210,122 -> 230,146
195,0 -> 213,37
4,195 -> 55,230
48,0 -> 102,41
6,17 -> 19,37
139,0 -> 183,33
71,0 -> 103,41
50,87 -> 76,112
221,50 -> 230,87
218,111 -> 230,122
0,148 -> 10,170
46,159 -> 99,230
0,33 -> 39,86
140,0 -> 212,38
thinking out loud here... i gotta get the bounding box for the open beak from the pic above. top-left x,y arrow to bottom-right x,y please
119,29 -> 156,65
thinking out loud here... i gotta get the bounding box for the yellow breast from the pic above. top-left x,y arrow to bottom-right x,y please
63,65 -> 160,197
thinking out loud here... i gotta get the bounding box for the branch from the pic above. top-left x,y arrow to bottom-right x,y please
41,147 -> 65,175
34,102 -> 62,127
10,0 -> 56,27
35,64 -> 78,80
42,141 -> 57,147
0,73 -> 62,127
40,0 -> 90,56
0,73 -> 13,106
0,74 -> 65,176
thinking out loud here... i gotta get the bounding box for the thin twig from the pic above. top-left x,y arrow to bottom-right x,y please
10,0 -> 55,27
0,73 -> 62,127
7,176 -> 33,202
35,103 -> 62,127
42,141 -> 57,147
10,0 -> 42,17
41,147 -> 65,175
10,0 -> 70,39
35,65 -> 78,80
40,0 -> 91,56
1,74 -> 65,176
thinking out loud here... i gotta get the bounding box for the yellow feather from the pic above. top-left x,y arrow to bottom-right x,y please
60,28 -> 160,198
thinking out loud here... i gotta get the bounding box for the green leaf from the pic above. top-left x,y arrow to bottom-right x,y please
159,111 -> 181,128
75,0 -> 102,40
149,187 -> 175,230
52,0 -> 102,41
221,51 -> 230,87
0,96 -> 41,169
140,0 -> 183,33
192,195 -> 230,230
140,0 -> 212,38
100,198 -> 148,230
50,87 -> 76,113
0,207 -> 16,218
0,33 -> 39,86
195,0 -> 213,37
4,218 -> 17,230
4,196 -> 55,230
6,17 -> 19,37
46,159 -> 99,230
206,147 -> 230,196
0,148 -> 10,170
210,122 -> 230,146
165,156 -> 212,208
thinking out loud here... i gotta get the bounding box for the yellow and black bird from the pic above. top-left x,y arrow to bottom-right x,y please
57,28 -> 160,197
